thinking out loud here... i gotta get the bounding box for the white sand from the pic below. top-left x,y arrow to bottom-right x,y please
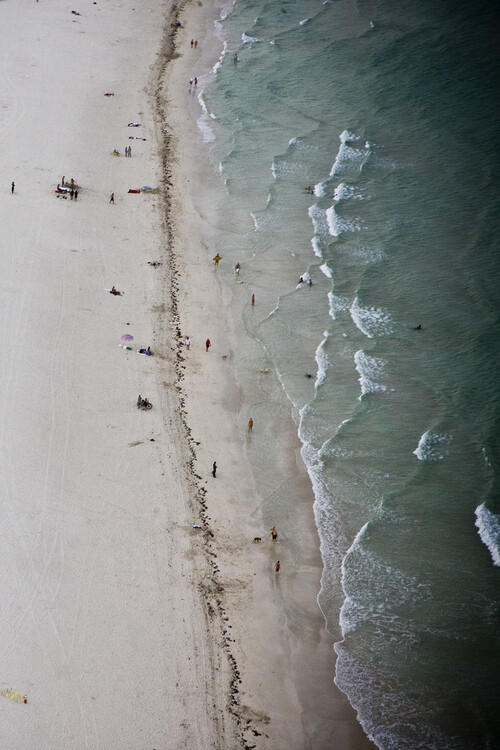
0,1 -> 237,747
0,1 -> 375,748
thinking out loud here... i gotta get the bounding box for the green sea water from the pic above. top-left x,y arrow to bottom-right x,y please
191,0 -> 500,746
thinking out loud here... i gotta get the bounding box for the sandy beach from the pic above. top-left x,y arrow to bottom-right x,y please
0,1 -> 375,748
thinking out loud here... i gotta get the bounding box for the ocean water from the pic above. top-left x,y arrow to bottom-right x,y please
191,0 -> 500,747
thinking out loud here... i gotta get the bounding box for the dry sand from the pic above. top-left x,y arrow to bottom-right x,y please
0,0 -> 375,748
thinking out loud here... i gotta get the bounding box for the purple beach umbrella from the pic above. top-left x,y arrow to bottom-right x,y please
121,334 -> 134,341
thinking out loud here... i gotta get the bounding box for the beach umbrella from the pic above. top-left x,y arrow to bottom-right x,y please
121,334 -> 134,341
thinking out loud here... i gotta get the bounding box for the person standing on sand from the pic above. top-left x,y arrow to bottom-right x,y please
270,526 -> 278,541
212,461 -> 217,478
109,192 -> 114,204
11,181 -> 15,194
275,561 -> 280,574
74,190 -> 78,201
251,293 -> 255,306
185,336 -> 191,350
248,417 -> 253,433
205,338 -> 211,352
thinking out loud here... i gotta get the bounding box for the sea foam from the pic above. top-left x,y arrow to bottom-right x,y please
334,182 -> 363,202
212,40 -> 228,74
350,297 -> 393,337
326,205 -> 361,237
330,130 -> 368,177
315,333 -> 330,387
241,33 -> 260,44
311,236 -> 323,258
475,503 -> 500,567
308,204 -> 329,238
328,292 -> 350,320
320,262 -> 333,278
354,350 -> 387,398
196,92 -> 216,143
413,430 -> 452,461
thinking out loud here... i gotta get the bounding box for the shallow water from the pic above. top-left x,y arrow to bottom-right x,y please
191,0 -> 500,746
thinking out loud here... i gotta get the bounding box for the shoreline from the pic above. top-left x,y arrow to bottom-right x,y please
0,0 -> 378,746
158,1 -> 377,747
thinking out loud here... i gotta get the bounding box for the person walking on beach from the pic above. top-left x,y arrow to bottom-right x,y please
251,293 -> 255,306
109,192 -> 114,204
275,560 -> 280,574
270,526 -> 278,541
74,190 -> 78,201
11,181 -> 15,194
205,338 -> 211,352
185,336 -> 191,350
248,417 -> 253,433
212,461 -> 217,478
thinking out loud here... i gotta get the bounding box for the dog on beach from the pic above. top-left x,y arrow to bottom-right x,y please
252,537 -> 262,543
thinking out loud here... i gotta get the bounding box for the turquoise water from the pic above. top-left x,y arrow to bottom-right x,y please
194,0 -> 500,746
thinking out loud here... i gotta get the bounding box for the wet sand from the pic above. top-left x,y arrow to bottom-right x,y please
159,2 -> 377,748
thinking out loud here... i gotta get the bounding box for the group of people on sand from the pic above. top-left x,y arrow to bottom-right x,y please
56,176 -> 78,200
